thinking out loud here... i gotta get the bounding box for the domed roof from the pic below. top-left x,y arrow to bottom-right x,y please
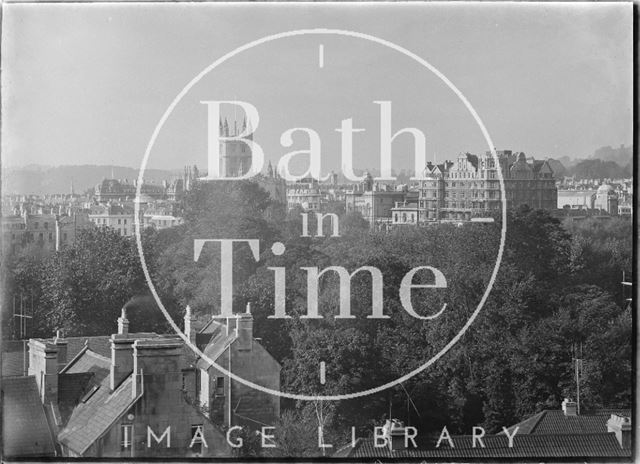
597,184 -> 615,193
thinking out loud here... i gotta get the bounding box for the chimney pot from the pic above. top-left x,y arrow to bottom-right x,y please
54,331 -> 68,370
117,307 -> 129,336
561,398 -> 577,416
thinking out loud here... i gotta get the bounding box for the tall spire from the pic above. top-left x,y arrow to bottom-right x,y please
242,116 -> 247,132
219,117 -> 223,136
223,118 -> 229,136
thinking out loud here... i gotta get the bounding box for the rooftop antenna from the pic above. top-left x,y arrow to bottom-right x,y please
572,342 -> 583,415
399,382 -> 421,426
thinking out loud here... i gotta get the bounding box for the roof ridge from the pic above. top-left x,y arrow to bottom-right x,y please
529,410 -> 547,434
524,432 -> 621,437
85,349 -> 111,363
59,344 -> 89,373
333,437 -> 363,457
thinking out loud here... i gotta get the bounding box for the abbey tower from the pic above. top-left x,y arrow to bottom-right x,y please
219,117 -> 253,177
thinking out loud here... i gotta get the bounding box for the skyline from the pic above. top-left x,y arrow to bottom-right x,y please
2,3 -> 633,176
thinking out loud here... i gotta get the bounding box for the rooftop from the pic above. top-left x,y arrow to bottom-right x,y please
504,408 -> 632,436
2,376 -> 57,457
335,433 -> 630,459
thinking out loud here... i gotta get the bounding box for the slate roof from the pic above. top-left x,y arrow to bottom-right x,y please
465,153 -> 479,169
195,319 -> 226,350
505,409 -> 632,436
335,433 -> 630,459
57,350 -> 142,455
2,333 -> 163,377
57,372 -> 96,424
2,376 -> 56,457
2,340 -> 29,377
532,159 -> 547,173
196,328 -> 237,371
2,336 -> 111,377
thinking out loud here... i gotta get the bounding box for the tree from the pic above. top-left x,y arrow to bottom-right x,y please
38,227 -> 161,336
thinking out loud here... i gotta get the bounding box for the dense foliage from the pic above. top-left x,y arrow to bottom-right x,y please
4,180 -> 632,455
566,158 -> 631,180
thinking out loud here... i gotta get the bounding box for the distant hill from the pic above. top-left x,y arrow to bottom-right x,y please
546,159 -> 567,178
568,158 -> 631,180
592,144 -> 633,167
1,165 -> 182,196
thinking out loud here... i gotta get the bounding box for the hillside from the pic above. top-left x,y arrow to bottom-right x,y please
1,165 -> 182,196
592,144 -> 633,166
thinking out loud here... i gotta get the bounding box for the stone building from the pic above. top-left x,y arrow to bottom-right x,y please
219,118 -> 253,178
390,201 -> 420,226
217,118 -> 287,205
593,184 -> 619,215
419,151 -> 557,221
345,172 -> 408,227
1,210 -> 91,254
88,204 -> 135,237
557,189 -> 597,211
2,307 -> 280,458
286,177 -> 327,212
94,166 -> 197,204
192,304 -> 281,429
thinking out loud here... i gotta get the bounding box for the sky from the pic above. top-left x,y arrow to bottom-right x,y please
1,2 -> 633,175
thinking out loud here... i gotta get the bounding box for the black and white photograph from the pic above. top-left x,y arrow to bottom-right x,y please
0,2 -> 634,461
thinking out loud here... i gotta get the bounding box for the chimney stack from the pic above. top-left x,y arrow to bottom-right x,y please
28,339 -> 59,404
132,338 -> 183,398
111,308 -> 134,390
226,315 -> 237,336
236,303 -> 253,351
54,330 -> 68,371
607,414 -> 631,449
561,398 -> 577,416
382,419 -> 408,451
184,305 -> 196,344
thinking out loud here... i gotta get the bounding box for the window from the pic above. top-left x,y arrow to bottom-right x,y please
124,219 -> 127,225
48,232 -> 53,241
124,228 -> 128,235
44,222 -> 49,230
118,219 -> 122,225
34,222 -> 39,229
120,424 -> 133,450
63,233 -> 68,241
81,385 -> 100,403
215,377 -> 225,396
